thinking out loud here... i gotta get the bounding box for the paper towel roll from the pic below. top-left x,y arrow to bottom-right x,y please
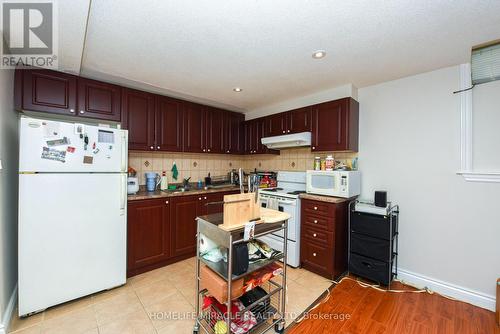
199,233 -> 218,254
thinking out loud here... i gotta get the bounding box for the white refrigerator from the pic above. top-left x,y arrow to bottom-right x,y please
18,117 -> 128,316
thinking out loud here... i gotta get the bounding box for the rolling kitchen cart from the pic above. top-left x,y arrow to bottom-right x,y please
348,200 -> 399,289
193,213 -> 288,334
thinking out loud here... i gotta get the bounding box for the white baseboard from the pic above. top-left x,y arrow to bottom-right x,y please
0,285 -> 18,334
397,268 -> 495,311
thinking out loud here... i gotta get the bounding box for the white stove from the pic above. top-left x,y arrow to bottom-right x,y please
259,171 -> 306,267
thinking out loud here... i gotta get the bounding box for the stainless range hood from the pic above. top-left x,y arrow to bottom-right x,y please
261,131 -> 312,149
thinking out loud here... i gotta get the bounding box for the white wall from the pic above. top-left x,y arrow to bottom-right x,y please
0,69 -> 18,332
358,65 -> 500,309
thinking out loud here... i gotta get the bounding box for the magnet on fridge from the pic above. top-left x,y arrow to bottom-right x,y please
67,146 -> 76,153
83,156 -> 93,164
93,148 -> 100,154
84,135 -> 89,150
92,142 -> 96,150
106,155 -> 111,159
108,145 -> 113,150
75,124 -> 85,135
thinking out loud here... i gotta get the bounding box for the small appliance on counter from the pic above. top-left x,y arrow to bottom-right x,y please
127,177 -> 139,194
306,170 -> 361,198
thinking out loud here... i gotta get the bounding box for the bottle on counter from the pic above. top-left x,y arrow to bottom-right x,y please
320,158 -> 326,171
325,155 -> 334,171
160,171 -> 169,191
314,157 -> 321,171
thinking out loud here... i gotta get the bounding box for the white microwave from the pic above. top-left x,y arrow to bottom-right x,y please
306,170 -> 361,198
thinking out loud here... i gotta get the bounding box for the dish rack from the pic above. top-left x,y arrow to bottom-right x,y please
194,213 -> 288,334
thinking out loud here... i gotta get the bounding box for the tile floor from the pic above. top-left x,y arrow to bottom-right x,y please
9,258 -> 332,334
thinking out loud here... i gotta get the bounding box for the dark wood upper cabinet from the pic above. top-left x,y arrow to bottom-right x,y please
224,112 -> 244,154
267,112 -> 287,136
21,69 -> 77,115
204,107 -> 224,154
77,78 -> 121,121
183,102 -> 204,153
288,106 -> 312,134
171,195 -> 203,257
121,88 -> 155,151
127,199 -> 170,275
312,97 -> 359,152
155,96 -> 183,152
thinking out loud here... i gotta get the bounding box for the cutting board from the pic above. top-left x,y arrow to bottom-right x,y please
221,193 -> 261,230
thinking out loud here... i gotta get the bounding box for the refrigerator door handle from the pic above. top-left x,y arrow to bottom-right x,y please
120,174 -> 126,215
121,131 -> 128,173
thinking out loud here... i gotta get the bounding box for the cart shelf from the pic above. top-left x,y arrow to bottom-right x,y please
194,210 -> 289,334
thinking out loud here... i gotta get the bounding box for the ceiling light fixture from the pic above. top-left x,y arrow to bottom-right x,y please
312,50 -> 326,59
233,87 -> 242,92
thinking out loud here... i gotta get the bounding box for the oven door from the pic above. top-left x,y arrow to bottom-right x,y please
261,196 -> 297,242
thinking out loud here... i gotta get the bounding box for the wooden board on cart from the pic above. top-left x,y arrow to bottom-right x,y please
220,193 -> 261,230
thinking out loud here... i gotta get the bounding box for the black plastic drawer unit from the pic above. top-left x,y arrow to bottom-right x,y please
349,253 -> 392,285
350,232 -> 391,262
350,211 -> 397,240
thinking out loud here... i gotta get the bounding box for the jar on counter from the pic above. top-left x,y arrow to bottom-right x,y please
320,159 -> 326,171
325,155 -> 334,170
314,157 -> 321,171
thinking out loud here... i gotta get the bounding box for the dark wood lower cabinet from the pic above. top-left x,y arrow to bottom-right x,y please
300,198 -> 348,279
127,189 -> 240,277
127,198 -> 170,276
170,195 -> 204,257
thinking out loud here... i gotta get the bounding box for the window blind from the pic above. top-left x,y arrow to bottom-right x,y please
471,42 -> 500,85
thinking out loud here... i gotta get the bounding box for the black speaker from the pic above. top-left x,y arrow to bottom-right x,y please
374,191 -> 387,207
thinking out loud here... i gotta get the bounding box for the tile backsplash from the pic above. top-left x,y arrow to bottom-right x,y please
129,148 -> 358,185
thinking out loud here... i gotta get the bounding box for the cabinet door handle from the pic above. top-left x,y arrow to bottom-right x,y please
150,146 -> 154,150
204,196 -> 207,200
287,130 -> 290,133
69,109 -> 75,113
203,149 -> 206,152
198,197 -> 202,200
207,149 -> 210,152
314,206 -> 318,210
157,146 -> 160,150
79,110 -> 85,114
313,233 -> 317,237
282,130 -> 285,134
313,253 -> 317,257
165,200 -> 169,204
313,219 -> 318,224
312,146 -> 316,150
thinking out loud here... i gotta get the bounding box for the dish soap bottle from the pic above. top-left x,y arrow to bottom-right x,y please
160,171 -> 169,191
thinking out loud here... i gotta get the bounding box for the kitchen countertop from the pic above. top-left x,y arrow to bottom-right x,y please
128,185 -> 241,201
299,193 -> 354,204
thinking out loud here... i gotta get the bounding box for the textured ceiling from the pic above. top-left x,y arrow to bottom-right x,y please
74,0 -> 500,112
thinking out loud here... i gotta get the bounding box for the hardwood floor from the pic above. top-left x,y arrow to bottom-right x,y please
287,277 -> 499,334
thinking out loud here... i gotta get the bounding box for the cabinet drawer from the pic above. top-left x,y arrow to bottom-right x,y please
301,241 -> 333,277
302,199 -> 334,217
302,224 -> 333,247
349,253 -> 392,285
302,213 -> 332,231
350,232 -> 391,261
350,211 -> 397,240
